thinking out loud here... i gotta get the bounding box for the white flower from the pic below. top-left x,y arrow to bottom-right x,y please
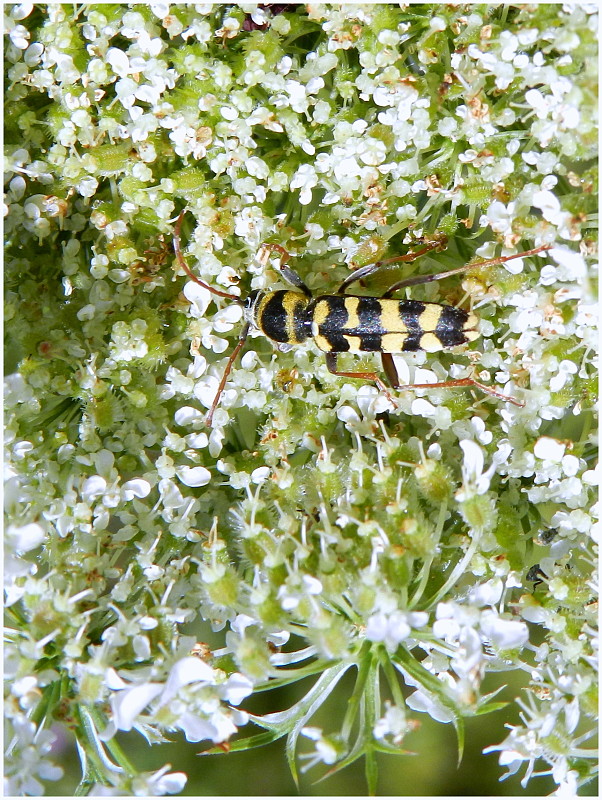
468,578 -> 503,607
406,687 -> 455,723
290,163 -> 318,205
132,766 -> 187,796
456,440 -> 495,500
483,200 -> 516,234
6,522 -> 45,553
480,611 -> 529,649
549,247 -> 587,280
365,609 -> 428,652
4,718 -> 63,795
373,703 -> 411,745
212,304 -> 242,332
108,675 -> 164,732
122,479 -> 151,501
300,727 -> 341,768
532,189 -> 563,224
356,137 -> 387,166
176,465 -> 211,487
534,437 -> 566,462
82,475 -> 107,500
9,23 -> 30,49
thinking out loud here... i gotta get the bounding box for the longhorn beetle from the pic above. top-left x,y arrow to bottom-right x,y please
173,211 -> 553,425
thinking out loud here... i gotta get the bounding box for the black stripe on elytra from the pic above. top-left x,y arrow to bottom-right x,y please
313,295 -> 350,351
398,299 -> 426,351
435,305 -> 470,347
355,296 -> 385,351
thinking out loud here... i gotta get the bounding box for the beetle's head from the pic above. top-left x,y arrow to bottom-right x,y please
243,289 -> 263,327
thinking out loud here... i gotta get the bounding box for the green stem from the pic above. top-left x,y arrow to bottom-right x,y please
420,525 -> 482,610
409,501 -> 447,608
340,642 -> 374,743
377,647 -> 405,708
86,706 -> 138,776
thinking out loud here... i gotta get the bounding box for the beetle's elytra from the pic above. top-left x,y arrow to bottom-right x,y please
246,290 -> 479,353
173,211 -> 553,425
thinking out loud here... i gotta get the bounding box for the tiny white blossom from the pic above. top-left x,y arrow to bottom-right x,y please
406,688 -> 455,723
456,440 -> 495,499
290,164 -> 318,205
365,609 -> 428,652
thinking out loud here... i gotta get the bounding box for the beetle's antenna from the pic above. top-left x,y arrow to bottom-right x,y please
173,211 -> 242,303
206,323 -> 250,426
383,244 -> 554,294
173,210 -> 248,425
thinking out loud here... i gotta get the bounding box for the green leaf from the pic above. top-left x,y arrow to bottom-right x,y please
473,701 -> 509,716
454,716 -> 465,765
249,661 -> 353,786
200,730 -> 283,755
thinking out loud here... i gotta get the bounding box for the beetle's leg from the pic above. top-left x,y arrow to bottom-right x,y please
260,243 -> 312,297
382,244 -> 554,296
327,352 -> 523,408
337,237 -> 448,294
325,352 -> 394,400
206,322 -> 250,426
379,355 -> 523,405
381,353 -> 400,388
391,376 -> 525,407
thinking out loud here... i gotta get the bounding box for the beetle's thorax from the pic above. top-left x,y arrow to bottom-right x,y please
244,289 -> 312,344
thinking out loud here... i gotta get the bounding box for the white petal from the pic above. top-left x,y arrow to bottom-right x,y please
460,439 -> 484,477
550,247 -> 586,277
105,668 -> 128,690
106,47 -> 131,78
183,281 -> 212,317
251,466 -> 270,484
161,656 -> 215,703
480,612 -> 529,649
411,398 -> 437,416
82,475 -> 107,499
222,673 -> 254,705
122,478 -> 151,500
177,466 -> 211,487
154,772 -> 188,794
7,522 -> 45,553
178,712 -> 215,743
111,683 -> 163,731
534,436 -> 566,462
174,406 -> 204,426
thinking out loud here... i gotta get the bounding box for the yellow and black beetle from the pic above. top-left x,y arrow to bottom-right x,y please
173,211 -> 552,425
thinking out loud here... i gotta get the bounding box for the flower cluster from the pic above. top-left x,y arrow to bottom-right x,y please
4,3 -> 597,796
